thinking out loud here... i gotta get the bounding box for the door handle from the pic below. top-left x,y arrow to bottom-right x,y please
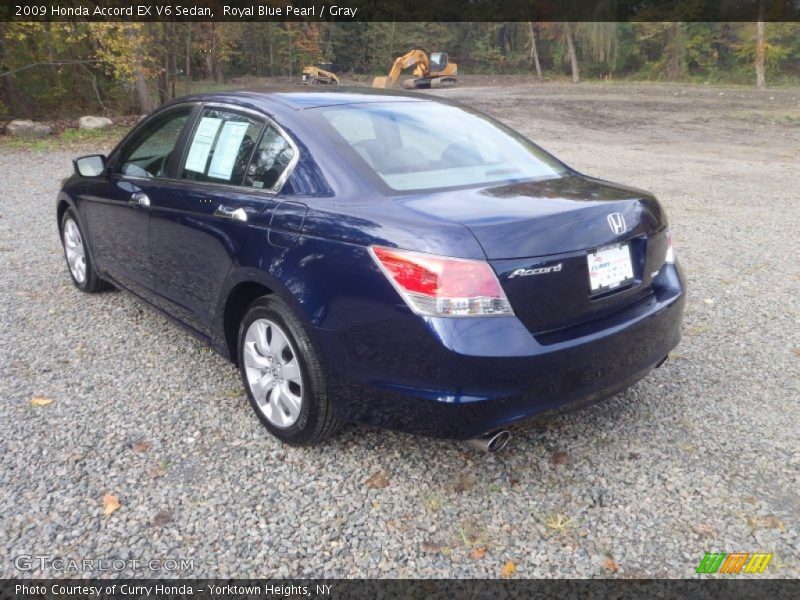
130,192 -> 150,207
214,205 -> 248,222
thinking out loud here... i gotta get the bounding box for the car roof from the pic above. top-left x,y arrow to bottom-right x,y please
169,87 -> 432,112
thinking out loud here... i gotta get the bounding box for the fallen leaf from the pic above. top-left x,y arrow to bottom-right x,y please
604,557 -> 619,573
147,465 -> 167,479
685,324 -> 708,335
102,494 -> 121,516
131,439 -> 152,453
509,477 -> 520,487
691,523 -> 717,537
746,515 -> 785,531
549,451 -> 571,466
420,541 -> 442,553
454,475 -> 475,493
30,396 -> 54,407
793,347 -> 800,358
365,472 -> 389,489
501,560 -> 516,578
152,511 -> 172,526
469,547 -> 487,560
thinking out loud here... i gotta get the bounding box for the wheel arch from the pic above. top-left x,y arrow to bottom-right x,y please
219,268 -> 316,366
223,281 -> 274,364
56,193 -> 77,239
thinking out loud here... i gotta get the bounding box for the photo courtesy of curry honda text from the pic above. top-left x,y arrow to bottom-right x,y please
57,88 -> 686,451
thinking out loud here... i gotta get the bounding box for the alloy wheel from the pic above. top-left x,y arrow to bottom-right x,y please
243,318 -> 304,428
63,218 -> 87,284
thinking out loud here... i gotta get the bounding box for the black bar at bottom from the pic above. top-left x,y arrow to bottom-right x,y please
1,579 -> 798,600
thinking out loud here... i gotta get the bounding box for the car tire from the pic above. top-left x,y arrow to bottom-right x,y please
60,209 -> 112,293
238,295 -> 343,446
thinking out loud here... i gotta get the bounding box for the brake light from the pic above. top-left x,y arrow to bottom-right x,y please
665,230 -> 676,264
369,246 -> 513,317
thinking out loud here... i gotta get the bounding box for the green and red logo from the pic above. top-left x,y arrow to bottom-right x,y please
696,552 -> 772,574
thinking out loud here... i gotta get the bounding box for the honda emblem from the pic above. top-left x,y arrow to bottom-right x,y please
607,212 -> 626,235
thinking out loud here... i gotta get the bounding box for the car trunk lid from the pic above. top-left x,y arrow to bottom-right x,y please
400,175 -> 670,335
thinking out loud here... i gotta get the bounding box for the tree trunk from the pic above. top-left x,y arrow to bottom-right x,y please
205,23 -> 222,83
128,27 -> 155,113
169,23 -> 177,99
564,23 -> 580,83
498,24 -> 509,55
267,22 -> 274,77
159,23 -> 169,104
667,22 -> 682,79
184,24 -> 192,95
286,24 -> 294,77
0,24 -> 17,114
528,22 -> 542,78
755,19 -> 766,89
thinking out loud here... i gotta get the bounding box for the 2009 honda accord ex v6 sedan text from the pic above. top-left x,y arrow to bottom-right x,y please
58,89 -> 685,451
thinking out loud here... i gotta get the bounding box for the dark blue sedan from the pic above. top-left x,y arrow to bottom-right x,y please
57,89 -> 685,451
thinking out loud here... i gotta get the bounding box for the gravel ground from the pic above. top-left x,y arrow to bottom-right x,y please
0,81 -> 798,579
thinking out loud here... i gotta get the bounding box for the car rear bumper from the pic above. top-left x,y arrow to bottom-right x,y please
318,264 -> 686,440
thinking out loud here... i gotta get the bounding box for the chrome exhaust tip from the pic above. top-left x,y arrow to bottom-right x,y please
465,430 -> 511,454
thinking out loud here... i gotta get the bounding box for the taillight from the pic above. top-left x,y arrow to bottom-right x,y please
665,230 -> 676,264
369,246 -> 513,317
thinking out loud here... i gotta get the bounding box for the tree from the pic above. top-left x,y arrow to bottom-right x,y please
91,23 -> 158,113
667,22 -> 684,79
755,20 -> 766,89
563,23 -> 580,82
527,22 -> 542,78
577,22 -> 618,76
184,24 -> 192,95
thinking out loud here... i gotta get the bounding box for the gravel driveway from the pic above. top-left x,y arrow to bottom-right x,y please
1,82 -> 798,579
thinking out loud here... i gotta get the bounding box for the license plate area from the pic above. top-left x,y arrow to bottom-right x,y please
587,242 -> 634,294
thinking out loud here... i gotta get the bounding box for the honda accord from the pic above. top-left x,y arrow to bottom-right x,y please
57,89 -> 685,450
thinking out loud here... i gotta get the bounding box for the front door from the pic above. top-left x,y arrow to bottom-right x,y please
81,106 -> 193,298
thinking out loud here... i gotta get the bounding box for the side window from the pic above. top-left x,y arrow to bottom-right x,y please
244,125 -> 295,190
325,109 -> 375,145
324,108 -> 386,170
181,108 -> 263,185
117,108 -> 191,178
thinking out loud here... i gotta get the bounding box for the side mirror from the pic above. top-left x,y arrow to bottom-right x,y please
73,154 -> 107,177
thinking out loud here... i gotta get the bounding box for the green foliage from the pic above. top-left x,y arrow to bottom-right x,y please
1,21 -> 799,119
0,125 -> 125,152
471,39 -> 506,73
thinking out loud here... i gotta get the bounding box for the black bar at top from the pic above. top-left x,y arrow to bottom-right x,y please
1,0 -> 798,22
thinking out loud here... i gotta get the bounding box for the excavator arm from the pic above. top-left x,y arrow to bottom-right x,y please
373,49 -> 430,89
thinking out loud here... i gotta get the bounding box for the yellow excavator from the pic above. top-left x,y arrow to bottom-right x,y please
302,62 -> 340,85
372,49 -> 457,90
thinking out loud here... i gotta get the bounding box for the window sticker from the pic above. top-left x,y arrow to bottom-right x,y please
184,117 -> 222,173
208,121 -> 250,180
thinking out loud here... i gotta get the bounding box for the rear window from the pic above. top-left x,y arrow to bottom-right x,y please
317,102 -> 567,191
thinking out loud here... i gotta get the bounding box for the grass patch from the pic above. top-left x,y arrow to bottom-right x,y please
420,492 -> 444,513
545,512 -> 575,534
685,324 -> 709,336
727,109 -> 800,125
456,520 -> 489,548
0,126 -> 127,153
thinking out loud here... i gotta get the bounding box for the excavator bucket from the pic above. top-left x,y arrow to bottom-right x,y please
372,76 -> 390,88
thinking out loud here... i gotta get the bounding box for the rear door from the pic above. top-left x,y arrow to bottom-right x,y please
148,105 -> 297,334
